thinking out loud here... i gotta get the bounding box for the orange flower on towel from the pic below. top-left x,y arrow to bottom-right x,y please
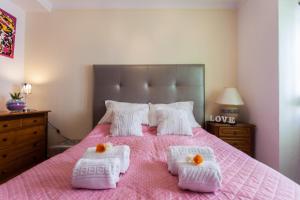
96,143 -> 113,153
96,144 -> 106,153
193,154 -> 204,165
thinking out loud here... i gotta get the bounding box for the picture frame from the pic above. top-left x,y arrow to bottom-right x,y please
0,8 -> 17,59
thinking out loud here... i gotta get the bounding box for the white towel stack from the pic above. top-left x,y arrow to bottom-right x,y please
83,145 -> 130,173
167,146 -> 222,193
178,161 -> 222,192
72,158 -> 121,190
71,144 -> 130,190
167,146 -> 216,175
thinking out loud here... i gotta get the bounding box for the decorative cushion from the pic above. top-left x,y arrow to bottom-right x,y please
156,109 -> 193,136
149,102 -> 200,127
99,100 -> 149,125
110,109 -> 144,136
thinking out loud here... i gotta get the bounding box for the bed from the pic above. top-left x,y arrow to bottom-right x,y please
0,65 -> 299,200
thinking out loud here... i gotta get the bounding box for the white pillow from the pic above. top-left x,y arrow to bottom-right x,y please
156,109 -> 193,136
110,109 -> 144,136
99,100 -> 149,125
149,102 -> 200,127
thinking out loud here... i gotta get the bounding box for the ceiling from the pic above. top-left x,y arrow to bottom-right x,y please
12,0 -> 241,12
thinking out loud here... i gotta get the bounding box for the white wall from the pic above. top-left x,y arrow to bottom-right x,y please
0,0 -> 25,110
25,9 -> 237,145
279,0 -> 300,183
238,0 -> 280,170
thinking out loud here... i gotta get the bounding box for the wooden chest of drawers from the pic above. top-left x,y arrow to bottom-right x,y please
0,111 -> 49,183
206,122 -> 255,157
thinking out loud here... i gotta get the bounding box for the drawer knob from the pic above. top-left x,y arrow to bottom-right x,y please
33,120 -> 37,123
2,154 -> 7,158
2,124 -> 8,128
33,131 -> 38,135
2,138 -> 7,142
33,143 -> 37,147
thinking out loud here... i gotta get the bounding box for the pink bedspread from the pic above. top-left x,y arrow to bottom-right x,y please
0,125 -> 299,200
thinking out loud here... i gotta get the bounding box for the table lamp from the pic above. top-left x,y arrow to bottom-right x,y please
215,87 -> 244,120
21,83 -> 32,112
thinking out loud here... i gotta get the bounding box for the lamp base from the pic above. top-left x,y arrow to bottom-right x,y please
23,108 -> 35,112
220,105 -> 240,121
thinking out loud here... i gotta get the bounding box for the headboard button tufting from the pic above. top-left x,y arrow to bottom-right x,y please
93,65 -> 205,127
173,82 -> 177,88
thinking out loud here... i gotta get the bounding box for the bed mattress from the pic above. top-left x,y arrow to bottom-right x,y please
0,124 -> 299,200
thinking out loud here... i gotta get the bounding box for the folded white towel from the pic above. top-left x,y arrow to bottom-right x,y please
71,158 -> 121,190
178,161 -> 222,193
167,146 -> 216,175
83,145 -> 130,173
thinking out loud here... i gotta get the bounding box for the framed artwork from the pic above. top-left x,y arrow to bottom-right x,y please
0,8 -> 17,58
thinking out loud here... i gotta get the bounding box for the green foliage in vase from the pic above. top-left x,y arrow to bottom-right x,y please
9,92 -> 23,100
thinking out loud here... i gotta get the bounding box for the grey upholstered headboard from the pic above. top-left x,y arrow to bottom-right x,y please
93,64 -> 205,127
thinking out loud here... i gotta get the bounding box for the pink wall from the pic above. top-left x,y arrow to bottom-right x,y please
237,0 -> 279,170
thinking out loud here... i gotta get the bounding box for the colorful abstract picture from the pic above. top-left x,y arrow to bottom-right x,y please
0,8 -> 16,58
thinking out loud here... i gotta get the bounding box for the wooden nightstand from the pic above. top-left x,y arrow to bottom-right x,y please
0,110 -> 50,183
206,122 -> 255,157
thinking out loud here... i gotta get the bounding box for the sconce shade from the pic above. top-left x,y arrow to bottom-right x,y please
215,87 -> 244,106
22,83 -> 32,95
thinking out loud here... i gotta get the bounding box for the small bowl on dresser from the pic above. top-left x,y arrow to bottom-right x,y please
6,100 -> 25,111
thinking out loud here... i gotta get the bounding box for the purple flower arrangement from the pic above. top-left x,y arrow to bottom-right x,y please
6,92 -> 25,111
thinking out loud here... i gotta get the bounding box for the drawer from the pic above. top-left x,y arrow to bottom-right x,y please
223,138 -> 251,149
0,161 -> 17,180
0,119 -> 21,133
0,151 -> 44,180
0,132 -> 15,149
220,136 -> 250,143
22,117 -> 45,127
0,140 -> 45,166
0,148 -> 15,165
15,126 -> 45,144
219,127 -> 250,138
18,150 -> 44,168
14,140 -> 45,158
